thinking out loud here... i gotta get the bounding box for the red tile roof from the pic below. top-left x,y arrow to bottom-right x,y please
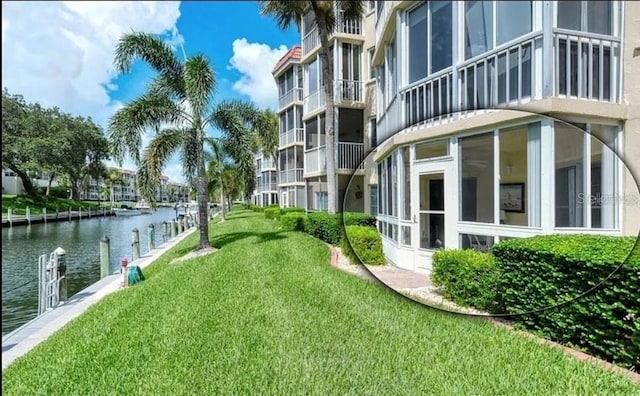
272,45 -> 302,75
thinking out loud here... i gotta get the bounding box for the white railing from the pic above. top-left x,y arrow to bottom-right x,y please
336,10 -> 361,35
279,128 -> 304,147
458,32 -> 542,111
402,69 -> 454,129
278,88 -> 303,109
553,29 -> 620,103
377,93 -> 402,144
303,28 -> 320,57
303,90 -> 326,114
261,157 -> 276,171
261,183 -> 278,192
375,1 -> 392,45
279,169 -> 304,184
338,142 -> 365,170
304,146 -> 327,174
335,79 -> 363,102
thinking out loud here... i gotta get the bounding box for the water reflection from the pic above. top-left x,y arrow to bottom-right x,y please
2,208 -> 179,335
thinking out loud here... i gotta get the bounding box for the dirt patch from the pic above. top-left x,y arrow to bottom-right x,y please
170,247 -> 218,264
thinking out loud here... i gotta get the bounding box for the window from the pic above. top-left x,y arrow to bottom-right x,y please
465,1 -> 532,60
408,2 -> 453,83
370,185 -> 378,215
557,1 -> 612,36
308,59 -> 318,94
401,147 -> 411,220
460,133 -> 494,223
368,47 -> 376,80
369,117 -> 377,147
415,140 -> 449,160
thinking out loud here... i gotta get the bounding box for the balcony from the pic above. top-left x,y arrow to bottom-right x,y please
261,158 -> 276,171
261,183 -> 278,192
302,11 -> 363,57
375,1 -> 392,45
279,128 -> 304,147
303,90 -> 326,114
304,142 -> 365,174
278,87 -> 303,109
335,79 -> 363,103
279,169 -> 304,184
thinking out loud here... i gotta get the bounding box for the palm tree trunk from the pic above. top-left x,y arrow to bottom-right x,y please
196,140 -> 211,250
220,188 -> 227,220
313,5 -> 337,214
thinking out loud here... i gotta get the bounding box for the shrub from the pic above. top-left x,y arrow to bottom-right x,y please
281,212 -> 308,232
264,207 -> 280,220
431,249 -> 499,313
342,212 -> 377,227
342,225 -> 386,265
307,211 -> 342,245
491,235 -> 639,371
280,207 -> 305,215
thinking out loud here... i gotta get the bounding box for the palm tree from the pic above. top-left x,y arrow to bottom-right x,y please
108,33 -> 218,249
259,1 -> 365,213
105,169 -> 127,208
205,137 -> 228,220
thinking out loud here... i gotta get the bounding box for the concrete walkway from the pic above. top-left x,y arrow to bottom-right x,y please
1,224 -> 199,371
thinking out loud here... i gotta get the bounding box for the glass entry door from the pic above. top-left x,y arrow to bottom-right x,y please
411,160 -> 456,272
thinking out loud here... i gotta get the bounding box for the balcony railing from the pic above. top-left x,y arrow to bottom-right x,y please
376,93 -> 402,145
261,183 -> 278,192
302,12 -> 362,57
279,128 -> 304,147
335,79 -> 363,102
338,142 -> 365,170
279,169 -> 304,184
403,69 -> 454,130
303,90 -> 326,114
278,87 -> 303,109
261,158 -> 276,171
304,142 -> 365,174
554,29 -> 620,102
304,146 -> 326,174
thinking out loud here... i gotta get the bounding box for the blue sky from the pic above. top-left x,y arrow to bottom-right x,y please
2,1 -> 300,182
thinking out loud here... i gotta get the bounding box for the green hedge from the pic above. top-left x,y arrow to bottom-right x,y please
264,207 -> 280,220
281,212 -> 308,232
281,207 -> 305,215
491,235 -> 639,371
307,212 -> 342,244
431,249 -> 500,313
342,225 -> 386,265
342,212 -> 377,227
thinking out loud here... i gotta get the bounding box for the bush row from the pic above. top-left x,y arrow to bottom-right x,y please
341,225 -> 386,265
432,235 -> 639,371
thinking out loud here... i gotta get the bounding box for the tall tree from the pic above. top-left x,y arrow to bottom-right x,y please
259,0 -> 365,213
109,33 -> 263,250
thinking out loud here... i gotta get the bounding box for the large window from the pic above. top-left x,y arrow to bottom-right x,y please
308,59 -> 318,95
408,2 -> 453,83
465,1 -> 532,60
557,1 -> 612,36
460,133 -> 494,223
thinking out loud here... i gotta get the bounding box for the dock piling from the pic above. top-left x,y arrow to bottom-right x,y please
100,236 -> 111,279
131,228 -> 140,260
147,224 -> 155,251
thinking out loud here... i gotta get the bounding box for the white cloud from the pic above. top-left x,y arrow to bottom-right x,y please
1,1 -> 182,127
2,1 -> 186,182
228,38 -> 288,110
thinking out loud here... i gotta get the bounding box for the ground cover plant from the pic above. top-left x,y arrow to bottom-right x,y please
2,210 -> 638,394
2,194 -> 104,215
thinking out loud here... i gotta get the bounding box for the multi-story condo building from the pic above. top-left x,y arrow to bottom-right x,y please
252,150 -> 279,206
275,2 -> 378,213
273,46 -> 306,208
372,1 -> 640,274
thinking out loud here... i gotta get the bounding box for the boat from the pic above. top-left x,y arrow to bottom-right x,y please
112,204 -> 141,217
135,200 -> 154,214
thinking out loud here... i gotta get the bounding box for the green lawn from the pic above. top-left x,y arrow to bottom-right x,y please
2,210 -> 638,394
2,194 -> 107,216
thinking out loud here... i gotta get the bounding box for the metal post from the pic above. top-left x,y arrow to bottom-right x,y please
26,206 -> 31,225
120,258 -> 129,287
131,228 -> 140,260
54,247 -> 67,302
147,224 -> 155,251
100,236 -> 111,279
43,207 -> 47,223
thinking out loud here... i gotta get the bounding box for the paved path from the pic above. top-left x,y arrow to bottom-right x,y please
1,223 -> 200,371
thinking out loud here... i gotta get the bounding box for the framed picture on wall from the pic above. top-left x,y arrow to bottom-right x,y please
500,183 -> 525,213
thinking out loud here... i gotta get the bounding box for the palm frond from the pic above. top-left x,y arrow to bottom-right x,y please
108,93 -> 182,165
184,55 -> 216,118
336,0 -> 365,23
258,1 -> 307,31
137,127 -> 185,202
180,131 -> 200,179
114,32 -> 184,95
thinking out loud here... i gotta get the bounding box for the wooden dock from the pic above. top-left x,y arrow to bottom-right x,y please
2,210 -> 115,227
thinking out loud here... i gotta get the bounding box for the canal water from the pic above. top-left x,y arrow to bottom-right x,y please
2,207 -> 180,336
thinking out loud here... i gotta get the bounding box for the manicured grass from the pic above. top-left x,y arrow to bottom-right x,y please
2,210 -> 638,394
2,194 -> 106,215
